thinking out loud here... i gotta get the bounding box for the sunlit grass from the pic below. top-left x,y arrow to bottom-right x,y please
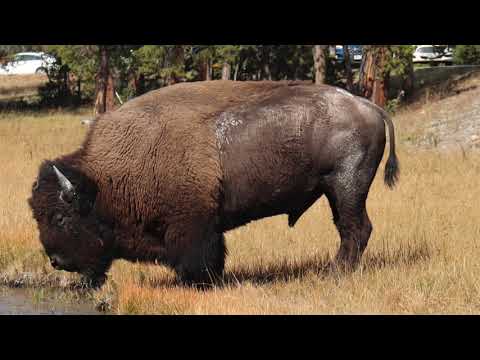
0,74 -> 48,100
1,108 -> 479,314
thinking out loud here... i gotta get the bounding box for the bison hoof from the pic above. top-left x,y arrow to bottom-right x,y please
322,260 -> 358,277
176,267 -> 223,290
79,273 -> 107,289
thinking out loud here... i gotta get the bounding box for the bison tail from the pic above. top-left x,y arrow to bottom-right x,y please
382,113 -> 400,189
385,151 -> 399,188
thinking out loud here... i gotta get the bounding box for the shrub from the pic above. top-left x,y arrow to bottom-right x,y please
453,45 -> 480,65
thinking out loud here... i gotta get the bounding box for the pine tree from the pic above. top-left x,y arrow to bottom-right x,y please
453,45 -> 480,65
48,45 -> 138,114
313,45 -> 328,84
358,46 -> 391,107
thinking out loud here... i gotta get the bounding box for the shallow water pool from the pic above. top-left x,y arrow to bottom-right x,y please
0,287 -> 101,315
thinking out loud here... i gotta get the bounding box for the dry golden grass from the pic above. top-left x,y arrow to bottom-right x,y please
1,105 -> 479,314
0,74 -> 48,100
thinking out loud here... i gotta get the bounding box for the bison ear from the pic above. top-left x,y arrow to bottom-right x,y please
52,165 -> 76,203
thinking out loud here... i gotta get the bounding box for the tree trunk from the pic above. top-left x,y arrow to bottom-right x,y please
358,46 -> 390,108
263,62 -> 272,80
77,78 -> 81,100
94,46 -> 115,115
131,73 -> 145,97
313,45 -> 328,84
205,58 -> 212,81
94,47 -> 107,115
261,46 -> 272,80
343,45 -> 353,92
166,71 -> 179,86
105,72 -> 115,109
402,57 -> 415,98
328,46 -> 336,57
372,47 -> 390,108
128,72 -> 137,98
358,46 -> 373,97
222,62 -> 231,80
167,76 -> 177,86
63,69 -> 69,95
233,62 -> 239,81
199,61 -> 206,81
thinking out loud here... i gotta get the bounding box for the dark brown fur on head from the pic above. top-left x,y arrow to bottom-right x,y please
28,160 -> 114,286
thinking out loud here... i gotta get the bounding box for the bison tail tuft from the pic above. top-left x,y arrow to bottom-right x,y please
384,152 -> 399,189
380,110 -> 400,189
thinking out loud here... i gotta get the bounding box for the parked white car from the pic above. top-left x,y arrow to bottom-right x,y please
413,45 -> 453,65
0,52 -> 56,75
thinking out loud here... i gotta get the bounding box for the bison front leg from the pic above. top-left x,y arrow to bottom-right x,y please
166,222 -> 227,288
177,233 -> 227,288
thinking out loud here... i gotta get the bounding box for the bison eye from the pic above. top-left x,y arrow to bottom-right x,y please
59,190 -> 75,203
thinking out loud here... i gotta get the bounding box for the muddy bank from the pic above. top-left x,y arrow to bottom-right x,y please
0,287 -> 101,315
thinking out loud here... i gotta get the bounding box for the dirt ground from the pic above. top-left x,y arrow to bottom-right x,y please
396,70 -> 480,151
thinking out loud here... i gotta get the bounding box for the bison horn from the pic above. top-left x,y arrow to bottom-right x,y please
52,165 -> 76,202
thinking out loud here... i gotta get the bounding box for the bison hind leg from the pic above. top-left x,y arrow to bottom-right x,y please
324,153 -> 377,272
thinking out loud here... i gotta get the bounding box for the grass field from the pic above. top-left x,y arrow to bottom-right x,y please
0,96 -> 479,314
0,74 -> 48,101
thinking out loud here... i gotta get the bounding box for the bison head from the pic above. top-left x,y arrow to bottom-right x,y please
28,161 -> 114,288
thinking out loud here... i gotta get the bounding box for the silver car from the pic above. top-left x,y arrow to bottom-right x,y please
413,45 -> 453,65
0,52 -> 56,75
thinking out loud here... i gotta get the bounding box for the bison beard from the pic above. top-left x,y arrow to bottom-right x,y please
28,80 -> 399,288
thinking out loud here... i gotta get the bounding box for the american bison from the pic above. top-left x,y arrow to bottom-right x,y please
28,80 -> 399,288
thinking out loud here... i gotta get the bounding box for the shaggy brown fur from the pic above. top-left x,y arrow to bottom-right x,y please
29,80 -> 399,287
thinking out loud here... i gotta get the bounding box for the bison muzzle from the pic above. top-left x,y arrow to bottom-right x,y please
28,81 -> 399,288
